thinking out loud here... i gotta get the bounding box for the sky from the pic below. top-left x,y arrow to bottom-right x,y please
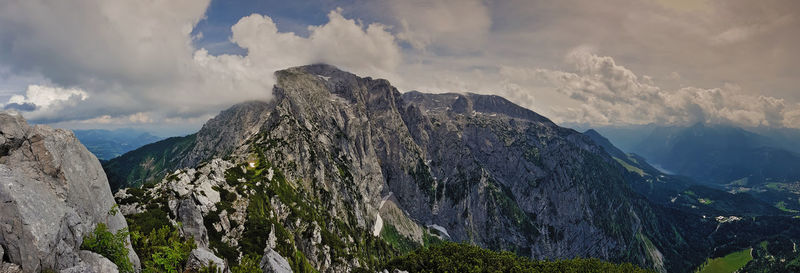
1,0 -> 799,136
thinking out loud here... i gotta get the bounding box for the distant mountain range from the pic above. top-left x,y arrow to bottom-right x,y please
590,123 -> 800,214
633,123 -> 800,185
73,128 -> 163,160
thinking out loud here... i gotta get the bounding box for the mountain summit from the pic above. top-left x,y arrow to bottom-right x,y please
103,64 -> 676,272
100,64 -> 800,273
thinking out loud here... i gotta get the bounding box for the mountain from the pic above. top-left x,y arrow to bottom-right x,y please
73,129 -> 162,160
592,123 -> 800,213
105,64 -> 800,273
0,112 -> 140,272
103,134 -> 197,191
633,123 -> 800,185
584,129 -> 784,217
585,128 -> 800,273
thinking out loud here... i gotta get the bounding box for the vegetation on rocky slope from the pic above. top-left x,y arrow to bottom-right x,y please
381,242 -> 656,273
81,223 -> 135,273
103,134 -> 197,190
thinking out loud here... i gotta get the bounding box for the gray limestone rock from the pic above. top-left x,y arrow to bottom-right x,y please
186,248 -> 225,272
0,111 -> 140,272
182,101 -> 272,168
78,250 -> 119,273
178,198 -> 209,248
259,248 -> 292,273
0,262 -> 23,273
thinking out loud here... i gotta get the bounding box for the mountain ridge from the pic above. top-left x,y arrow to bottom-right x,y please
101,64 -> 800,273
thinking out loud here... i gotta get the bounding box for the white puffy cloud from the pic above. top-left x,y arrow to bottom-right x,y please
515,47 -> 800,128
7,85 -> 87,109
4,85 -> 89,121
229,9 -> 401,78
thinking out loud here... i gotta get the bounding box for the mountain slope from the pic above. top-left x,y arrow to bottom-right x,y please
583,129 -> 783,217
106,64 -> 800,273
103,134 -> 196,191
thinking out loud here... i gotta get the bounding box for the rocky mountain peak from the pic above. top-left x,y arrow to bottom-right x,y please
182,100 -> 272,168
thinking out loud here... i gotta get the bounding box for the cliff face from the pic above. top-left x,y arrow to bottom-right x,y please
0,112 -> 139,272
281,64 -> 648,261
107,64 -> 666,272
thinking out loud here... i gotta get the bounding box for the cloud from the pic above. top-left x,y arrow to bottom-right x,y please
3,102 -> 35,111
7,85 -> 88,109
518,47 -> 800,128
3,85 -> 89,120
0,0 -> 210,86
389,0 -> 491,52
710,15 -> 794,46
0,2 -> 401,130
228,9 -> 401,77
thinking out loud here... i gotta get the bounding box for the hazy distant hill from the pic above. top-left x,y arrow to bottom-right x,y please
631,123 -> 800,185
73,128 -> 162,160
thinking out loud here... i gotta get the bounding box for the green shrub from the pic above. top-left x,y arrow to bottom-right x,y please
383,242 -> 656,273
81,223 -> 134,273
131,225 -> 196,273
198,262 -> 223,273
145,239 -> 194,273
231,254 -> 261,273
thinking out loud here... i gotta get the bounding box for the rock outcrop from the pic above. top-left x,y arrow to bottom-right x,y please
0,111 -> 140,272
185,248 -> 225,272
259,248 -> 292,273
178,198 -> 210,249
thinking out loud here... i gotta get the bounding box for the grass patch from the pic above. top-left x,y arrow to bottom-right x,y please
698,198 -> 714,205
695,248 -> 753,273
775,201 -> 799,213
380,223 -> 420,254
765,183 -> 783,191
728,178 -> 748,186
614,157 -> 646,177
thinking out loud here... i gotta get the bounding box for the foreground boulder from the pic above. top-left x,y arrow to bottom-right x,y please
0,111 -> 140,272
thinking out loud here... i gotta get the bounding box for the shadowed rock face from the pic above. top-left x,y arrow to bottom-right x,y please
277,64 -> 654,266
285,64 -> 645,261
0,112 -> 140,272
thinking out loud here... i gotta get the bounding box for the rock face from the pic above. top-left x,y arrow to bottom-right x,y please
182,101 -> 273,169
107,64 -> 678,272
259,248 -> 292,273
0,112 -> 140,272
71,251 -> 119,273
178,198 -> 210,248
185,248 -> 225,272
